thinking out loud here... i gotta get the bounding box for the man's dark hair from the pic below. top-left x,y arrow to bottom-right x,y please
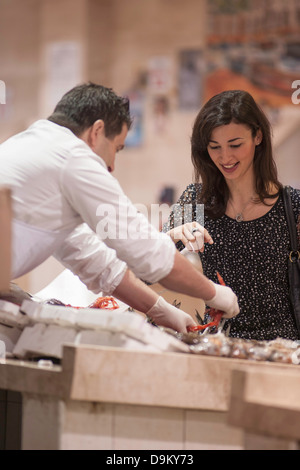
47,82 -> 132,137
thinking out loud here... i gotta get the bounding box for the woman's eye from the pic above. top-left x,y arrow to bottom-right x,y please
208,143 -> 242,150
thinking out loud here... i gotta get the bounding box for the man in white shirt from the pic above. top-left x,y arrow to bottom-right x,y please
0,83 -> 239,332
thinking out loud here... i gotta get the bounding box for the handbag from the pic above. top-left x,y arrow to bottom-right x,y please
282,185 -> 300,336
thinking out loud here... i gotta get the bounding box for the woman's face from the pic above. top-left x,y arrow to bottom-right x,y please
207,122 -> 262,182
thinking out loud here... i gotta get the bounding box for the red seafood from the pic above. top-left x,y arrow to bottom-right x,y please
187,271 -> 225,333
88,296 -> 119,310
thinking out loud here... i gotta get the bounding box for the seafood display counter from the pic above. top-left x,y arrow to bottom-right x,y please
228,366 -> 300,450
1,292 -> 300,450
0,342 -> 300,450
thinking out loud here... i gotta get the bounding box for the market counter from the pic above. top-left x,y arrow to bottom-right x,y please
1,343 -> 300,450
228,366 -> 300,450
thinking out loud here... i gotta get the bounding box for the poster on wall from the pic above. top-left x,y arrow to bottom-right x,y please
147,56 -> 172,95
147,56 -> 173,135
42,41 -> 83,116
178,50 -> 204,110
125,89 -> 145,147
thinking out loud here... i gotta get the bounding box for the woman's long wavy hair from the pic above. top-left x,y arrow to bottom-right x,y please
191,90 -> 282,218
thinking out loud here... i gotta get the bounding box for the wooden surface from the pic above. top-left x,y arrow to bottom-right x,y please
228,366 -> 300,442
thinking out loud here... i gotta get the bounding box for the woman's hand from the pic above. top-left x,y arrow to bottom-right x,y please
166,222 -> 213,252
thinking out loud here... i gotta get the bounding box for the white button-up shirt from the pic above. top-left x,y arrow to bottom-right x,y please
0,120 -> 175,294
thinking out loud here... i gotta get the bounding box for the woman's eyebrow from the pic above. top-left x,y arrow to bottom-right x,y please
209,137 -> 244,143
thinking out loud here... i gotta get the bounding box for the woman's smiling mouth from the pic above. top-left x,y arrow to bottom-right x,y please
221,162 -> 239,173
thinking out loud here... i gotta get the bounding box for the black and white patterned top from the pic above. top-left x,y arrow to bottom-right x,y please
164,184 -> 300,341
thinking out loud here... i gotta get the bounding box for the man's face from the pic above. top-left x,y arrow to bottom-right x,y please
93,122 -> 128,173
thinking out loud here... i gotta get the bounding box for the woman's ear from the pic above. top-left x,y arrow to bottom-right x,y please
255,128 -> 263,145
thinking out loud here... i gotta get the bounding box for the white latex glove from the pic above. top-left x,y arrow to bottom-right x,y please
146,296 -> 197,333
205,283 -> 240,319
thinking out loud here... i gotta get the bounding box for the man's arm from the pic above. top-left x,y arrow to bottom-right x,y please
159,250 -> 239,319
159,250 -> 215,299
112,268 -> 197,333
54,224 -> 197,332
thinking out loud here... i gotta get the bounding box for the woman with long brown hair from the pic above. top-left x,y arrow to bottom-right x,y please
165,90 -> 300,340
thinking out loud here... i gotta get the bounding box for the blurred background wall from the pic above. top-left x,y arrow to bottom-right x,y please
0,0 -> 299,295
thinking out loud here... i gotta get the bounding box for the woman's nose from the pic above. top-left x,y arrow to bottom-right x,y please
219,147 -> 232,162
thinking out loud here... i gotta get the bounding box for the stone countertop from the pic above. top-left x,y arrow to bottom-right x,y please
1,343 -> 299,412
228,366 -> 300,442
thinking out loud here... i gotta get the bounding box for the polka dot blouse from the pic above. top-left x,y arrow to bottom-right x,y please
164,184 -> 300,341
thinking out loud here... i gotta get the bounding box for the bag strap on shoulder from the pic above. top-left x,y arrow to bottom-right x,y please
282,185 -> 300,261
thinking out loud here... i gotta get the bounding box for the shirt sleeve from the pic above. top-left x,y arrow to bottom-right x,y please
60,152 -> 176,283
53,223 -> 127,295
